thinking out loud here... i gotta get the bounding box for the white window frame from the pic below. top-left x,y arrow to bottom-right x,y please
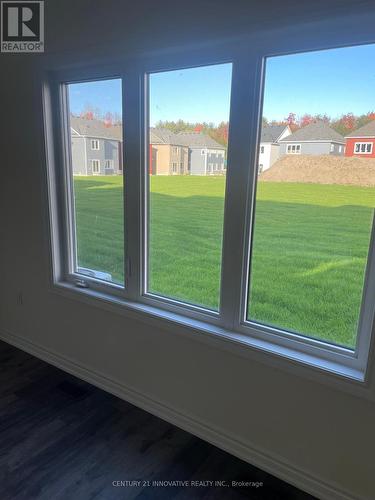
91,159 -> 100,174
354,142 -> 373,154
91,139 -> 100,150
43,31 -> 375,401
105,159 -> 114,169
287,143 -> 301,154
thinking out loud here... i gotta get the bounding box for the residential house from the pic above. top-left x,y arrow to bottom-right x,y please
345,121 -> 375,158
176,131 -> 226,175
258,124 -> 291,172
149,128 -> 189,175
279,121 -> 345,156
71,116 -> 123,175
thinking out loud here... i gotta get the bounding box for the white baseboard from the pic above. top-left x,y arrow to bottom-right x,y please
0,328 -> 361,500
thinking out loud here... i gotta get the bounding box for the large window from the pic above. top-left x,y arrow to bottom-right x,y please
66,78 -> 124,286
146,64 -> 232,310
247,47 -> 375,350
47,41 -> 375,385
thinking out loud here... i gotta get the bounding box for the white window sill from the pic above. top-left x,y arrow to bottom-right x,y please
51,281 -> 374,401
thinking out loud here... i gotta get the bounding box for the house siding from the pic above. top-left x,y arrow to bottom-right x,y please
206,149 -> 225,174
189,148 -> 206,175
189,147 -> 226,175
345,137 -> 375,158
151,144 -> 190,175
71,136 -> 87,175
85,137 -> 121,175
258,143 -> 280,171
280,141 -> 344,156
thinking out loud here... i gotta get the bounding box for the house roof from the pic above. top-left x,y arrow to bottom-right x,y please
346,120 -> 375,138
176,131 -> 225,149
279,121 -> 345,143
150,128 -> 225,149
260,125 -> 288,143
149,128 -> 178,144
70,116 -> 123,141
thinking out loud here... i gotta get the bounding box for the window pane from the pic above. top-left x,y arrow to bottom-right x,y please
147,64 -> 232,309
248,45 -> 375,348
67,79 -> 124,285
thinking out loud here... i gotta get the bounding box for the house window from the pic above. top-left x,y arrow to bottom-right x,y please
339,145 -> 343,153
105,159 -> 113,169
287,144 -> 301,154
260,146 -> 264,154
47,43 -> 375,387
354,142 -> 373,154
330,144 -> 334,152
91,159 -> 100,174
172,146 -> 178,154
91,139 -> 100,150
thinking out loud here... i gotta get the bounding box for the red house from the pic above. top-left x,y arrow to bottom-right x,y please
345,121 -> 375,158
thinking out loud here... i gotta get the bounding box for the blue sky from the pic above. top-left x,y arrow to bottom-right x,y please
68,44 -> 375,124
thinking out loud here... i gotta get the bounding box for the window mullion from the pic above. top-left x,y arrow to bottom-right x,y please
219,53 -> 263,330
122,69 -> 143,300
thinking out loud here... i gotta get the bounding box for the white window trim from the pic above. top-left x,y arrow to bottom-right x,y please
286,143 -> 301,154
43,32 -> 375,401
91,159 -> 100,174
91,139 -> 100,150
354,142 -> 373,154
105,159 -> 114,169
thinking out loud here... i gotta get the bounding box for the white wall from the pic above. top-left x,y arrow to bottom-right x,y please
1,3 -> 375,499
259,143 -> 280,171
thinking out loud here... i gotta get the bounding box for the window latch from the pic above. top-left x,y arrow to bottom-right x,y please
75,278 -> 89,288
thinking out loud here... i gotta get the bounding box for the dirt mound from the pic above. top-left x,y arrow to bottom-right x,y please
260,155 -> 375,187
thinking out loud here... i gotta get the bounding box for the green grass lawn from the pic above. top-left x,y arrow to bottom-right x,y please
73,175 -> 374,348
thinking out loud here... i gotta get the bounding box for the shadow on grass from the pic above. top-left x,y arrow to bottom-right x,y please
73,179 -> 374,347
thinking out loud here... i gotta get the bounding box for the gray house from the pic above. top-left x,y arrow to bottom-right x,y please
279,121 -> 345,156
70,116 -> 123,175
176,132 -> 226,175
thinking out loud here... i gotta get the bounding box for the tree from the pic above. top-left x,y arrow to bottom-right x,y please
104,111 -> 113,127
284,112 -> 298,131
331,113 -> 356,135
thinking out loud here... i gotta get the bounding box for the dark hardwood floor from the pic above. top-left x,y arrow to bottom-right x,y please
0,340 -> 315,500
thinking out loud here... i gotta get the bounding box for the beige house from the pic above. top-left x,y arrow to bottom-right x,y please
150,128 -> 189,175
